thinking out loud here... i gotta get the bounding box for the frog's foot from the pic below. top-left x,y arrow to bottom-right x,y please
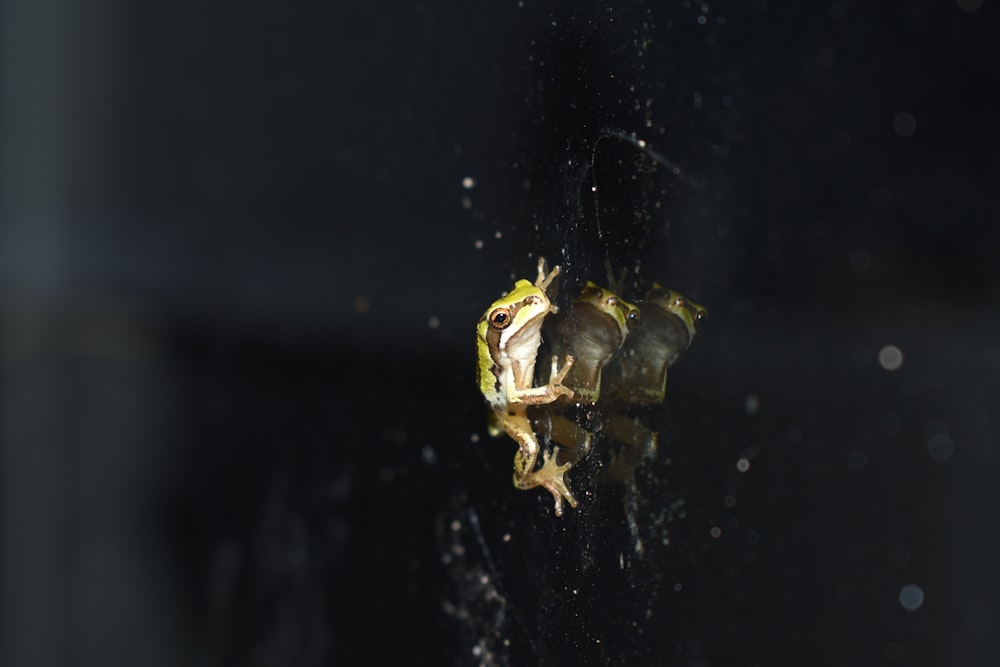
547,354 -> 576,399
605,260 -> 628,296
535,257 -> 561,292
516,447 -> 578,517
603,431 -> 657,486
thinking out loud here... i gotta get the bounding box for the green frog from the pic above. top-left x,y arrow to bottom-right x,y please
476,257 -> 578,516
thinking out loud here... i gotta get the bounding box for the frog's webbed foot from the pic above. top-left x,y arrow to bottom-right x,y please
515,447 -> 578,517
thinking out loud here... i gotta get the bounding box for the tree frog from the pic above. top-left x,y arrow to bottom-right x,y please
600,285 -> 705,483
548,281 -> 641,404
476,257 -> 579,516
532,281 -> 641,467
606,284 -> 706,405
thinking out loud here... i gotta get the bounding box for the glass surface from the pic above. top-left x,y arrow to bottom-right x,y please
2,1 -> 997,666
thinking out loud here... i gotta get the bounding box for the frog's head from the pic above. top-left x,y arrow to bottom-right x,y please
485,277 -> 550,330
479,278 -> 554,358
646,284 -> 706,341
574,281 -> 641,338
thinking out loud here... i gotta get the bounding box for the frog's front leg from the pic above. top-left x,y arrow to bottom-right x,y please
503,411 -> 578,516
507,355 -> 576,404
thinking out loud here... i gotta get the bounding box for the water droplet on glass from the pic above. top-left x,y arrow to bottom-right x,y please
878,345 -> 904,371
899,583 -> 925,611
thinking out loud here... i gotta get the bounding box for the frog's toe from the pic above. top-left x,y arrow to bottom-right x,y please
514,447 -> 578,516
536,448 -> 578,516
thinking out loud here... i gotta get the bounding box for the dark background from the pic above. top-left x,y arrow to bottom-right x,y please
2,1 -> 998,665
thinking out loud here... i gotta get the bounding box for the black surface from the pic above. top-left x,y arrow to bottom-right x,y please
2,1 -> 998,666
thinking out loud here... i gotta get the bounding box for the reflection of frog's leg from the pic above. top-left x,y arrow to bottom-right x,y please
534,257 -> 561,293
533,412 -> 593,465
604,260 -> 628,296
602,412 -> 658,485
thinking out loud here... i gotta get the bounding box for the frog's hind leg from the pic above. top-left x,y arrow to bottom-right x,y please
508,412 -> 541,479
509,413 -> 578,516
518,448 -> 577,517
601,412 -> 657,486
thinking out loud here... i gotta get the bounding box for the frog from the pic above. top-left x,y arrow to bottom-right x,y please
531,281 -> 641,467
548,281 -> 641,404
476,257 -> 579,516
605,284 -> 706,406
601,284 -> 706,482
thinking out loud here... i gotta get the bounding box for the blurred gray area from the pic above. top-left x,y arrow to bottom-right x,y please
1,2 -> 179,666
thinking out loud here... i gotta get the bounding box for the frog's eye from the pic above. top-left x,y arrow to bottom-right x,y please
605,296 -> 619,308
626,309 -> 641,330
673,297 -> 686,308
488,307 -> 513,330
693,310 -> 706,330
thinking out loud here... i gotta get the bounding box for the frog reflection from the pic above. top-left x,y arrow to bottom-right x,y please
538,282 -> 706,490
601,285 -> 706,483
606,284 -> 706,405
531,281 -> 639,468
